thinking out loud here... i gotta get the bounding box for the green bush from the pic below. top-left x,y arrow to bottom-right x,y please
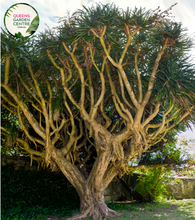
106,201 -> 139,211
1,164 -> 80,219
134,167 -> 169,202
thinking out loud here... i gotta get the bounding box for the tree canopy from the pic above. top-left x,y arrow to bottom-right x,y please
1,3 -> 195,220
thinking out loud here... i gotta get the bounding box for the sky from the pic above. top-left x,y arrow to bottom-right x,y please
1,0 -> 195,140
1,0 -> 195,46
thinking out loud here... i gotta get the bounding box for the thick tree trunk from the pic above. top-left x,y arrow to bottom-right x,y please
51,147 -> 121,220
69,186 -> 121,220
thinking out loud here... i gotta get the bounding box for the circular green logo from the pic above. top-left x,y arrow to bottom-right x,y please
4,3 -> 39,38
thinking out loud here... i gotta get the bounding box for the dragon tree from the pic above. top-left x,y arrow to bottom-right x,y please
1,3 -> 195,220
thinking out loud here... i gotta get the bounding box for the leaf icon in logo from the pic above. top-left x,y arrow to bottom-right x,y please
5,4 -> 18,18
15,32 -> 29,39
26,15 -> 39,34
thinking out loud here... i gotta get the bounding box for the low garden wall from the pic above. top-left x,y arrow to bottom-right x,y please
2,155 -> 195,200
105,173 -> 195,201
1,155 -> 38,171
104,174 -> 140,201
166,177 -> 195,199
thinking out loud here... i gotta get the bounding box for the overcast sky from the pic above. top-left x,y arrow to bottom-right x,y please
1,0 -> 195,139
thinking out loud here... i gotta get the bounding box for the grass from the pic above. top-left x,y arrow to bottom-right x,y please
62,199 -> 195,220
2,199 -> 194,219
105,199 -> 195,220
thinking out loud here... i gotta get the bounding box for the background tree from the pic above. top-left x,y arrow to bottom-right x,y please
1,3 -> 195,220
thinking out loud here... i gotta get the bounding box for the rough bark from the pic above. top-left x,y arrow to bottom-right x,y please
51,147 -> 120,220
68,186 -> 121,220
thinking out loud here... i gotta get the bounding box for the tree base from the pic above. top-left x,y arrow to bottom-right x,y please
68,203 -> 121,220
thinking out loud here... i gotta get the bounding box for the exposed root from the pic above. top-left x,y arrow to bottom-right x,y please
106,207 -> 122,218
67,205 -> 121,220
67,206 -> 93,220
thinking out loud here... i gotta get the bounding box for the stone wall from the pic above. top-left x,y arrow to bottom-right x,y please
105,173 -> 195,201
166,177 -> 195,199
104,174 -> 140,201
1,155 -> 38,171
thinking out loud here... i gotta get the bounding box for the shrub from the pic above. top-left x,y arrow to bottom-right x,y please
1,164 -> 80,219
134,167 -> 169,202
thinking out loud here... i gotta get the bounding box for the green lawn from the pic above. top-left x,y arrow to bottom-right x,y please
105,199 -> 195,220
30,199 -> 195,220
